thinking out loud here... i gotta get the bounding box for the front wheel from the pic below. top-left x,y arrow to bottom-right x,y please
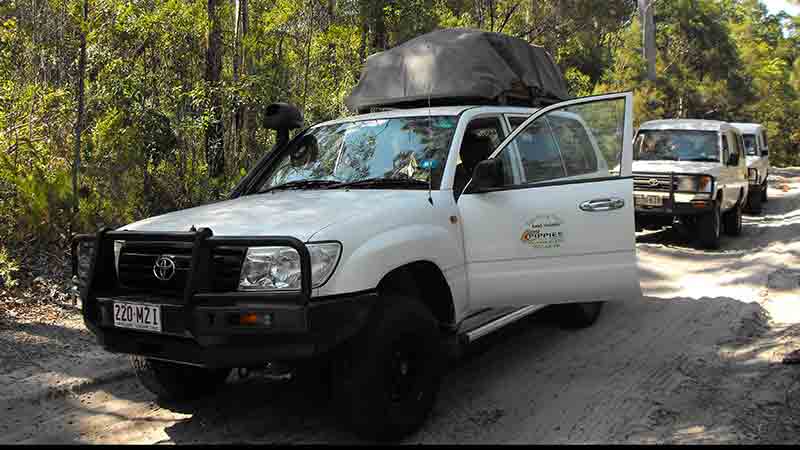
130,356 -> 230,401
723,200 -> 743,236
697,201 -> 721,249
333,297 -> 445,441
748,188 -> 763,214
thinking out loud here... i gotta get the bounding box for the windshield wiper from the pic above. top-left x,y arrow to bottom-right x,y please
259,179 -> 342,194
327,177 -> 430,190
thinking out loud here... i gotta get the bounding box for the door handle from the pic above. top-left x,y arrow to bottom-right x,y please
580,197 -> 625,212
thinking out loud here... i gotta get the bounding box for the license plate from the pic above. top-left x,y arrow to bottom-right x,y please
635,194 -> 663,207
113,301 -> 162,333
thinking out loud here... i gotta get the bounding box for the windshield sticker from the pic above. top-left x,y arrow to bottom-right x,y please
521,215 -> 565,249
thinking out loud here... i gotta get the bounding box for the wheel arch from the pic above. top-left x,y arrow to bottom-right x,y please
376,260 -> 455,328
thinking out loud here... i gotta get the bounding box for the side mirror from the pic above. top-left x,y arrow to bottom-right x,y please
263,102 -> 303,131
761,149 -> 769,157
469,159 -> 503,192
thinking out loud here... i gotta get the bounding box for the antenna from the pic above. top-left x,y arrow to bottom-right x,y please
426,42 -> 434,206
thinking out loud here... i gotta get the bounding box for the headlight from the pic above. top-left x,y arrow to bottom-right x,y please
676,175 -> 713,193
238,242 -> 341,291
748,168 -> 759,183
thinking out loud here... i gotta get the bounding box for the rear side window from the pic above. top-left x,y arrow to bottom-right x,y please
547,116 -> 598,176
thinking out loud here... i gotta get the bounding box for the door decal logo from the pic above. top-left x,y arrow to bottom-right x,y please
521,215 -> 565,249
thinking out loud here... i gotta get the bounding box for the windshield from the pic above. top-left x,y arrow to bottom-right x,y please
633,130 -> 719,162
742,134 -> 758,156
258,116 -> 458,191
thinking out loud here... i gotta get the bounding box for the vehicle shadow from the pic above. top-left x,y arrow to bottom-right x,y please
145,295 -> 787,444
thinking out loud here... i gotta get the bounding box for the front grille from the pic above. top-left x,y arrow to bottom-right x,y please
117,242 -> 245,297
633,174 -> 676,192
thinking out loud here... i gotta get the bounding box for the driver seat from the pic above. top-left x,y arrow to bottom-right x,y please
453,132 -> 493,200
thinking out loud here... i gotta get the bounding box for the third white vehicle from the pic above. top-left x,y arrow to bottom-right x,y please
632,119 -> 749,249
730,122 -> 770,214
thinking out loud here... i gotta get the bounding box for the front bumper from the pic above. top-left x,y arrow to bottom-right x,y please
73,228 -> 376,368
633,172 -> 715,217
635,198 -> 714,216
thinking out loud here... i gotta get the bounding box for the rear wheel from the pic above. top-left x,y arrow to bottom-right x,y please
723,199 -> 743,236
333,296 -> 445,441
697,200 -> 721,249
130,356 -> 230,401
558,301 -> 604,329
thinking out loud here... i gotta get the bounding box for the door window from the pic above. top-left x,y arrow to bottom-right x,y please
494,98 -> 623,187
548,115 -> 598,176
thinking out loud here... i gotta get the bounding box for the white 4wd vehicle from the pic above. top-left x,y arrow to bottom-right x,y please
73,93 -> 640,440
730,122 -> 770,214
72,29 -> 641,441
632,119 -> 749,249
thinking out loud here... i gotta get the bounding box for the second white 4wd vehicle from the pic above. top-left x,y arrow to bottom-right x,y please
72,29 -> 641,441
730,122 -> 770,214
632,119 -> 749,249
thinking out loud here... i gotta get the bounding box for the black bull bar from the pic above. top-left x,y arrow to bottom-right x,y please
71,227 -> 313,336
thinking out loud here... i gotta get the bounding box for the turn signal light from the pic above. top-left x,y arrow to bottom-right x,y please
239,312 -> 272,327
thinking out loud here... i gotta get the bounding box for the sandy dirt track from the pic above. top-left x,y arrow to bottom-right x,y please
2,169 -> 800,444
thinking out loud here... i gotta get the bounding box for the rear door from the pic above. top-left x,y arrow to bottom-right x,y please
457,93 -> 640,309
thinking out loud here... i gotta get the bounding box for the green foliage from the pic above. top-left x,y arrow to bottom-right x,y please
0,0 -> 799,258
0,246 -> 19,288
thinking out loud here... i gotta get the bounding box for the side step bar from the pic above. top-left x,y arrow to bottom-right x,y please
465,305 -> 546,343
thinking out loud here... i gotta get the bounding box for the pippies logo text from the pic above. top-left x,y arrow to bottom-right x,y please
521,215 -> 565,248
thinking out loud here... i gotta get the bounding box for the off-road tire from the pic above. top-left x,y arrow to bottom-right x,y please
333,296 -> 445,442
130,356 -> 230,401
558,301 -> 604,329
749,187 -> 763,214
697,201 -> 722,249
723,199 -> 743,236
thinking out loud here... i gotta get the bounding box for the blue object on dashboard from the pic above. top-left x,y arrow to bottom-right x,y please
420,159 -> 440,170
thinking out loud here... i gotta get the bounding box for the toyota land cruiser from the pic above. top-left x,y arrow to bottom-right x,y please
730,122 -> 770,214
632,119 -> 749,249
71,29 -> 641,441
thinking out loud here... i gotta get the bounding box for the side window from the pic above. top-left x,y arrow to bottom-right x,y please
508,116 -> 530,130
465,117 -> 504,150
737,135 -> 746,161
547,115 -> 598,176
454,116 -> 507,197
721,134 -> 730,164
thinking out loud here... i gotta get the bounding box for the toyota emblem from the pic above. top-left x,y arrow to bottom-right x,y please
648,178 -> 661,187
153,256 -> 176,281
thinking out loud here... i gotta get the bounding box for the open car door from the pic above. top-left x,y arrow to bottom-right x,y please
458,92 -> 641,310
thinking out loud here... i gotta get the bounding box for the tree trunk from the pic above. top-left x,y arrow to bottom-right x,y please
72,0 -> 88,222
205,0 -> 224,179
301,3 -> 314,110
370,0 -> 386,51
639,0 -> 656,81
231,0 -> 243,167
